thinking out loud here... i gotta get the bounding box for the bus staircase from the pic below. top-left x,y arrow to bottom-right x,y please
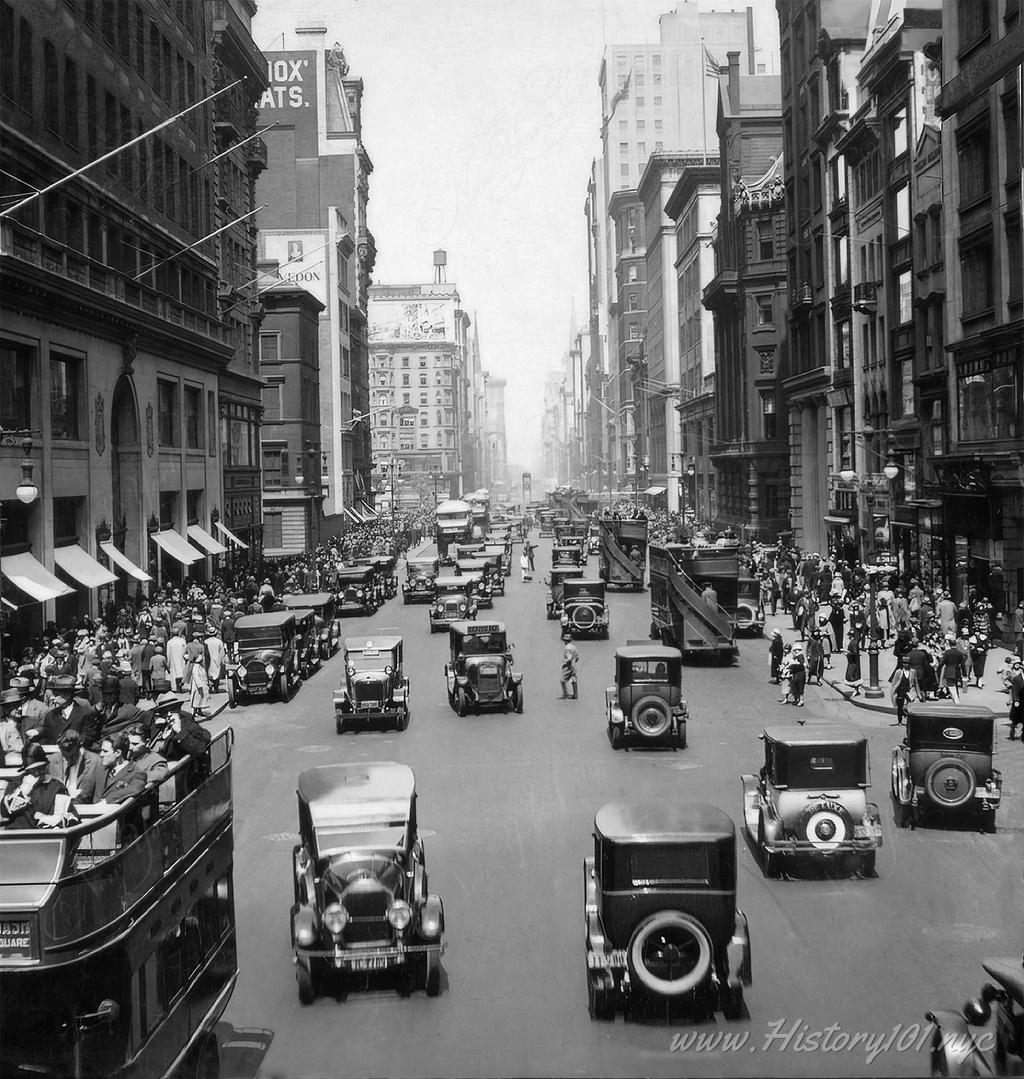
662,556 -> 734,652
600,525 -> 643,587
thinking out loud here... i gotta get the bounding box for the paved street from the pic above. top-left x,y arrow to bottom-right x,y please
212,534 -> 1023,1079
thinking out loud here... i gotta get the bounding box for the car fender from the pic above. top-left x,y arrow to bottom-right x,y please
333,688 -> 351,710
925,1011 -> 994,1077
416,893 -> 445,940
727,909 -> 752,988
511,671 -> 523,686
892,746 -> 912,804
292,904 -> 318,949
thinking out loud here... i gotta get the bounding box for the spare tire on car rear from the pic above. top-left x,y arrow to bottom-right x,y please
571,606 -> 597,630
631,695 -> 672,739
923,757 -> 975,809
796,801 -> 854,851
627,911 -> 713,997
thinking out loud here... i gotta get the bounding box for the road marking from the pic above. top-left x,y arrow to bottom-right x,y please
922,923 -> 1001,943
296,745 -> 336,753
261,832 -> 299,843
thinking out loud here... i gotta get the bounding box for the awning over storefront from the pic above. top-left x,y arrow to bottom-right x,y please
645,486 -> 666,496
53,544 -> 117,588
187,524 -> 228,556
823,514 -> 855,524
1,553 -> 76,602
152,530 -> 204,566
214,521 -> 249,550
359,502 -> 378,519
100,541 -> 152,582
343,507 -> 363,524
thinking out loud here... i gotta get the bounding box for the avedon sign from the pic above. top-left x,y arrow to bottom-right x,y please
259,57 -> 312,110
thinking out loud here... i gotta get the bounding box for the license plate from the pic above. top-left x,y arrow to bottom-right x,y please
350,955 -> 391,971
0,918 -> 34,960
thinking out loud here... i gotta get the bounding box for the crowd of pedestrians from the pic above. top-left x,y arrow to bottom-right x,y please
0,509 -> 434,829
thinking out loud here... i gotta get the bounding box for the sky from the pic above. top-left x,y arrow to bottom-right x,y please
252,0 -> 770,474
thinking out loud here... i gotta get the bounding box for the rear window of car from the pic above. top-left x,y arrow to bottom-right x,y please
630,660 -> 670,682
461,633 -> 507,654
628,845 -> 710,887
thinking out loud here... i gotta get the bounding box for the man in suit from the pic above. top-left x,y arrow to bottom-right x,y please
1008,658 -> 1024,741
97,734 -> 148,803
51,729 -> 107,804
889,656 -> 917,726
44,676 -> 101,749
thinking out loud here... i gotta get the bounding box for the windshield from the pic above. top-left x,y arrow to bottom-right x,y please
737,580 -> 759,603
315,821 -> 408,855
347,650 -> 396,672
459,632 -> 508,654
437,583 -> 468,596
236,629 -> 285,647
322,852 -> 406,894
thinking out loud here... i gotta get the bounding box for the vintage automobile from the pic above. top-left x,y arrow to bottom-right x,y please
926,956 -> 1024,1077
402,555 -> 439,605
538,510 -> 555,537
483,543 -> 511,578
552,543 -> 584,568
478,550 -> 506,596
228,612 -> 300,705
584,801 -> 751,1022
452,542 -> 485,563
891,703 -> 1001,832
741,726 -> 883,878
354,557 -> 391,607
290,762 -> 445,1002
444,621 -> 524,716
588,524 -> 602,555
282,593 -> 342,658
290,608 -> 323,681
455,560 -> 494,609
546,566 -> 585,620
733,577 -> 765,637
605,645 -> 688,750
560,578 -> 610,639
367,555 -> 398,601
428,576 -> 478,633
337,566 -> 377,617
334,636 -> 410,733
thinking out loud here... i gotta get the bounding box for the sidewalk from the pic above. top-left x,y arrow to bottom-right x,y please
760,610 -> 1016,719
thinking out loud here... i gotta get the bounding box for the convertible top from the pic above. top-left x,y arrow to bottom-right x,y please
299,761 -> 414,811
595,801 -> 734,843
434,576 -> 471,589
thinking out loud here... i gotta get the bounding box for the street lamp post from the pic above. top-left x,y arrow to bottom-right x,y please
864,564 -> 884,699
0,436 -> 38,689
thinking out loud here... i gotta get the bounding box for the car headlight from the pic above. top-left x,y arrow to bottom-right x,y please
265,663 -> 275,677
357,589 -> 364,598
324,902 -> 348,935
387,900 -> 412,930
459,601 -> 467,611
294,921 -> 316,947
435,604 -> 444,614
237,666 -> 247,680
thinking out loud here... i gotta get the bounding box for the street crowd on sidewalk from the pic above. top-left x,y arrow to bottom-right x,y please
0,509 -> 435,830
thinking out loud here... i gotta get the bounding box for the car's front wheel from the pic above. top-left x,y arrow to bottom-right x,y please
608,724 -> 623,751
278,672 -> 290,701
397,707 -> 410,732
512,684 -> 524,714
455,689 -> 468,717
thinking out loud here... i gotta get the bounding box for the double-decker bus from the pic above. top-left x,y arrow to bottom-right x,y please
1,730 -> 236,1079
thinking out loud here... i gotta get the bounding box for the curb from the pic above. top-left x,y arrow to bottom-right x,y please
823,677 -> 897,715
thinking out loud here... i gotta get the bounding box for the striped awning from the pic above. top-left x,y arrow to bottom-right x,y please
52,544 -> 117,588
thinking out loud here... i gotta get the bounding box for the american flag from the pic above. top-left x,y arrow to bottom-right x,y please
704,45 -> 724,78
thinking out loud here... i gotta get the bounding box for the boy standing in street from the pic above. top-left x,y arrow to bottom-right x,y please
560,640 -> 579,699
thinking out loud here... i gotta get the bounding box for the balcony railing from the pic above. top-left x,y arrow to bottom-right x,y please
852,281 -> 878,313
2,220 -> 229,347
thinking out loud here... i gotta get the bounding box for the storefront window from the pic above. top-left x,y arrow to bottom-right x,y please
957,354 -> 1019,441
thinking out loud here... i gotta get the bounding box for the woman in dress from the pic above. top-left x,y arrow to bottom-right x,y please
844,632 -> 863,697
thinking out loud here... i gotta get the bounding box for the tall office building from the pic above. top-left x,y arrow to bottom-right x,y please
254,21 -> 376,534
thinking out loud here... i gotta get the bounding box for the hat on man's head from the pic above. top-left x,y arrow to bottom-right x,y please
0,688 -> 25,708
50,675 -> 77,694
10,677 -> 31,694
155,691 -> 182,713
20,742 -> 50,774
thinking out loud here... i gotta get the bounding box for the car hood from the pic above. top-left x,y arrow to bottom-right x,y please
323,854 -> 405,903
242,648 -> 282,665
